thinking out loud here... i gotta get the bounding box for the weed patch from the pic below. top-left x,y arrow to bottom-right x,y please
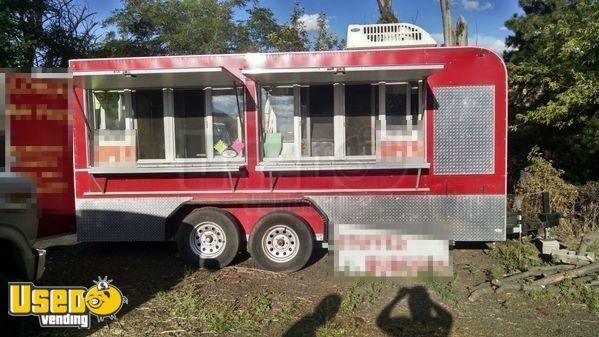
341,285 -> 363,314
430,276 -> 461,306
526,280 -> 599,316
315,321 -> 353,337
275,301 -> 300,321
487,238 -> 543,273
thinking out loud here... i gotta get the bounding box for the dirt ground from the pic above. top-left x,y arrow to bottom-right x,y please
15,238 -> 599,337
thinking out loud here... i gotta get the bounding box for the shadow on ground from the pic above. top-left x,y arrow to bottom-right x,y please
283,294 -> 342,337
19,241 -> 189,336
376,285 -> 453,337
282,286 -> 453,337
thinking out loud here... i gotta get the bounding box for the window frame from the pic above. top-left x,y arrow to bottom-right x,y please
86,85 -> 246,170
256,79 -> 428,166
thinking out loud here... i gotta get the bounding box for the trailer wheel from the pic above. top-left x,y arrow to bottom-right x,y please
249,211 -> 314,272
176,207 -> 241,269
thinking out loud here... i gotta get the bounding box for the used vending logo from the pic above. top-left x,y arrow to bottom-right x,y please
8,276 -> 128,328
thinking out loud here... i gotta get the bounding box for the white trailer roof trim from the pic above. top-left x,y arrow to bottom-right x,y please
241,64 -> 444,85
73,67 -> 242,89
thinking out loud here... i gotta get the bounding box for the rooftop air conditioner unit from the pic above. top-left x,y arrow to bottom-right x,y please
346,23 -> 438,49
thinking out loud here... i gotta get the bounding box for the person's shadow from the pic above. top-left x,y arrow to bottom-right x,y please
283,294 -> 342,337
376,286 -> 453,337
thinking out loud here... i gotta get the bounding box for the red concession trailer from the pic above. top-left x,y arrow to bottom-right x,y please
1,72 -> 75,237
69,24 -> 507,272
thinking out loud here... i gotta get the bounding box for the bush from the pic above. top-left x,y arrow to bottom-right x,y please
515,147 -> 578,237
577,181 -> 599,234
487,238 -> 543,273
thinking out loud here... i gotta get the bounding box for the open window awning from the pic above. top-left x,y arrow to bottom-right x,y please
73,67 -> 242,89
241,64 -> 444,85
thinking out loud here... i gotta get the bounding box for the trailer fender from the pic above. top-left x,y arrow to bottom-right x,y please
164,198 -> 330,242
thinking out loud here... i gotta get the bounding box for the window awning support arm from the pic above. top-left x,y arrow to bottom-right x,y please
74,87 -> 92,134
234,81 -> 244,129
227,171 -> 235,192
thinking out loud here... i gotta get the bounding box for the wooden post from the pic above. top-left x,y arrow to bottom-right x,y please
440,0 -> 453,46
455,16 -> 468,46
440,0 -> 468,46
376,0 -> 399,24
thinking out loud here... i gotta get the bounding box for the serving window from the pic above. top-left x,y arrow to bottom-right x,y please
87,86 -> 244,170
257,80 -> 426,167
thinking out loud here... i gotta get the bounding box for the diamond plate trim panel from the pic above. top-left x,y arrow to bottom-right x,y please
76,197 -> 191,241
434,86 -> 495,175
310,195 -> 506,241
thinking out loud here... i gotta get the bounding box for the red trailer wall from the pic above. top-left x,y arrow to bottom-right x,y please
70,47 -> 507,199
5,75 -> 75,237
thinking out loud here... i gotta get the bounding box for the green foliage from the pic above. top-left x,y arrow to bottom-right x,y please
528,280 -> 599,316
506,0 -> 599,183
515,147 -> 578,229
155,270 -> 203,317
154,272 -> 276,333
247,291 -> 272,317
364,281 -> 383,304
100,0 -> 246,56
100,0 -> 343,56
0,0 -> 97,67
341,284 -> 363,314
315,322 -> 351,337
483,266 -> 504,280
275,300 -> 300,321
577,181 -> 599,234
0,0 -> 44,67
314,12 -> 344,51
200,302 -> 238,333
238,6 -> 281,52
487,238 -> 543,273
515,148 -> 598,238
429,272 -> 461,306
266,2 -> 310,52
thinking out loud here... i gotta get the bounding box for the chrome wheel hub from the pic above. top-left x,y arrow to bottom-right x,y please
262,225 -> 299,263
190,222 -> 226,258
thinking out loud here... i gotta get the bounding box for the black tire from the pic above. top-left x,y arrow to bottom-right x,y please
248,211 -> 314,273
176,207 -> 242,270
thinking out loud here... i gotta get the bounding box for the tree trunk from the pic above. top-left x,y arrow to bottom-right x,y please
440,0 -> 468,46
440,0 -> 453,46
455,16 -> 468,46
532,263 -> 599,286
376,0 -> 399,24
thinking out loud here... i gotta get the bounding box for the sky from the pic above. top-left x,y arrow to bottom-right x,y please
87,0 -> 524,54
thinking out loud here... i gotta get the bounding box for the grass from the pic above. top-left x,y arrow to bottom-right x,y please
275,300 -> 300,321
483,266 -> 504,280
200,302 -> 238,333
526,280 -> 599,316
340,280 -> 386,314
315,321 -> 353,337
153,271 -> 276,334
585,241 -> 599,256
556,280 -> 599,315
341,285 -> 363,314
154,269 -> 203,317
429,275 -> 462,306
201,292 -> 273,333
487,239 -> 599,316
365,281 -> 383,304
487,238 -> 544,273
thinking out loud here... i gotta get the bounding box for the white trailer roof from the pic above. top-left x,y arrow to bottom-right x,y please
73,67 -> 242,89
241,64 -> 443,85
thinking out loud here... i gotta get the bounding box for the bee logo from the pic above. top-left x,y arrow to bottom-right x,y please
85,276 -> 128,322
